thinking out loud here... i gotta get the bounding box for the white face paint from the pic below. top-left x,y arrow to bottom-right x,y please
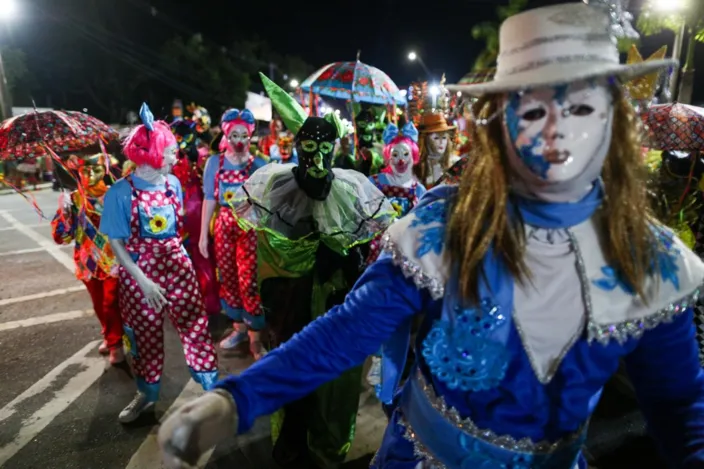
227,124 -> 251,154
390,141 -> 413,176
159,144 -> 178,175
428,132 -> 449,157
504,80 -> 611,185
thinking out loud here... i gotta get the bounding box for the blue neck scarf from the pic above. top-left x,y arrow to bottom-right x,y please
378,183 -> 604,403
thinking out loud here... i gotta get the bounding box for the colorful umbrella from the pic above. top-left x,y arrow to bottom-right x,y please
0,110 -> 119,161
300,60 -> 406,105
641,103 -> 704,152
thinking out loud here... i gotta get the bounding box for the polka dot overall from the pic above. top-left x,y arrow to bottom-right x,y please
119,177 -> 218,395
213,155 -> 263,327
367,178 -> 420,265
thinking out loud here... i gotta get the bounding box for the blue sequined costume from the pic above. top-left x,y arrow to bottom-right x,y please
215,186 -> 704,469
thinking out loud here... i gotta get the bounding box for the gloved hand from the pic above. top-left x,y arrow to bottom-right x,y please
59,191 -> 73,214
138,277 -> 169,312
159,390 -> 238,469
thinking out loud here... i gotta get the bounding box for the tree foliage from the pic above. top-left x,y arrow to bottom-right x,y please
1,46 -> 37,105
471,0 -> 528,71
161,34 -> 250,114
637,2 -> 704,70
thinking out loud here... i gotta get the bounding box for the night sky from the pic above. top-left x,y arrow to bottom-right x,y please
7,0 -> 704,120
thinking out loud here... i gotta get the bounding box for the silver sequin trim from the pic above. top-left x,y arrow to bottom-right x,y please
398,412 -> 446,469
381,232 -> 445,300
502,55 -> 616,76
587,284 -> 704,345
501,33 -> 613,57
414,369 -> 585,454
569,230 -> 704,345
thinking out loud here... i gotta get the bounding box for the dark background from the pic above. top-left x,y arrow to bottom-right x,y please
5,0 -> 703,122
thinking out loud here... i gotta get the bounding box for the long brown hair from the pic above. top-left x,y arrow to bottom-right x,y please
447,87 -> 655,305
415,131 -> 456,184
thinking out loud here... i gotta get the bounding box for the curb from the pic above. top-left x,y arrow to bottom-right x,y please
0,182 -> 53,196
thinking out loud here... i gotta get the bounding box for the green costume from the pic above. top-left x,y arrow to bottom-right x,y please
232,74 -> 395,468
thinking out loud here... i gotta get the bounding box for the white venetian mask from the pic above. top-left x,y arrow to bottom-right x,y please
160,144 -> 178,175
427,132 -> 449,157
502,80 -> 614,202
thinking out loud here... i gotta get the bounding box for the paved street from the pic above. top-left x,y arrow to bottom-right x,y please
0,187 -> 386,469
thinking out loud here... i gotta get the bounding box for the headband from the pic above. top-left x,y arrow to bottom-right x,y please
382,122 -> 419,145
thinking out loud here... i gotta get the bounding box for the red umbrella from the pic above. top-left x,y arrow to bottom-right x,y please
0,110 -> 118,161
640,103 -> 704,152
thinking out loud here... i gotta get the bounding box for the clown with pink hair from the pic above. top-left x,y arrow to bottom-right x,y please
200,108 -> 267,358
101,103 -> 219,423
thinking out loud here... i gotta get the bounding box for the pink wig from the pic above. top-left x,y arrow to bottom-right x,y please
383,135 -> 420,167
219,108 -> 256,153
123,121 -> 177,169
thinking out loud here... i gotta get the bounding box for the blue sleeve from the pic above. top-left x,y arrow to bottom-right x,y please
203,155 -> 219,201
290,149 -> 298,165
416,183 -> 427,198
167,174 -> 183,205
99,180 -> 132,240
624,308 -> 704,467
100,179 -> 132,239
214,256 -> 428,434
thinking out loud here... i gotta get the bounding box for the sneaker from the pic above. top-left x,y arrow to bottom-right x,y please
219,330 -> 248,350
250,342 -> 268,361
366,356 -> 382,387
109,347 -> 125,365
118,392 -> 155,424
98,341 -> 109,355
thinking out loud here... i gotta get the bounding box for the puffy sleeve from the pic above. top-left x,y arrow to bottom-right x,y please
99,180 -> 132,241
624,308 -> 704,466
167,174 -> 184,206
202,155 -> 219,201
214,255 -> 429,434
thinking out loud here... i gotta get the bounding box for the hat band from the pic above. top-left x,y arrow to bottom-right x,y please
501,33 -> 613,58
499,54 -> 618,77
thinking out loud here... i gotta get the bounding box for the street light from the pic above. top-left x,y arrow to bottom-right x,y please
0,0 -> 18,20
407,51 -> 432,79
289,79 -> 299,88
650,0 -> 686,12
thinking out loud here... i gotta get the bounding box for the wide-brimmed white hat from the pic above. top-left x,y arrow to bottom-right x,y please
447,3 -> 676,96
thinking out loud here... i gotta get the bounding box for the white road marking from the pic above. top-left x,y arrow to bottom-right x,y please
124,379 -> 215,469
0,310 -> 93,332
0,247 -> 45,257
0,210 -> 74,272
0,223 -> 46,232
0,340 -> 102,423
0,340 -> 104,465
0,285 -> 85,307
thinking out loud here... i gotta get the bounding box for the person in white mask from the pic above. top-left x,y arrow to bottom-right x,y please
157,4 -> 704,469
101,104 -> 218,424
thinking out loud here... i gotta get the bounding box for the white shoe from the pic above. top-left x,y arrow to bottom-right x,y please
118,392 -> 155,424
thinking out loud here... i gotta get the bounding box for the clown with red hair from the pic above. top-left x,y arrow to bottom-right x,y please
101,103 -> 218,423
200,109 -> 267,358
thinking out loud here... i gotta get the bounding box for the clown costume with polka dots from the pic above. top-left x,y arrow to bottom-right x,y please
200,109 -> 266,359
101,103 -> 218,423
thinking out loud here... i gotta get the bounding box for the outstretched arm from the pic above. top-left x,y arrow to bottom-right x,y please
158,255 -> 428,466
625,308 -> 704,467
